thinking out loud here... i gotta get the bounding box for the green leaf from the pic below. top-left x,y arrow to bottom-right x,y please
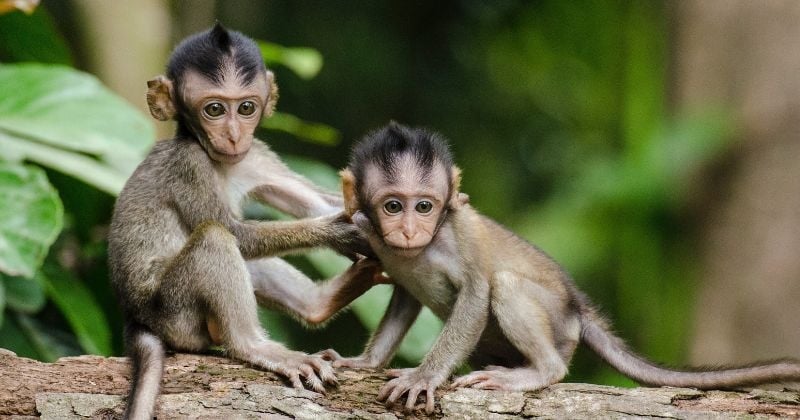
262,112 -> 341,146
40,266 -> 111,355
0,162 -> 63,278
14,313 -> 78,362
258,41 -> 323,80
0,64 -> 155,186
0,7 -> 73,65
2,132 -> 128,195
2,273 -> 45,313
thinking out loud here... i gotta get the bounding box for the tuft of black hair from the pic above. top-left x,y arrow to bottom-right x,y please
166,23 -> 265,90
350,121 -> 454,194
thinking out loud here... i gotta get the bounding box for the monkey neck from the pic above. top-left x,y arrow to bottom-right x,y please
175,119 -> 195,139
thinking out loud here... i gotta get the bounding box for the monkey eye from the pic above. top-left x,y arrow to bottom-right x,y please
384,200 -> 403,214
238,101 -> 257,116
203,102 -> 225,118
415,201 -> 433,214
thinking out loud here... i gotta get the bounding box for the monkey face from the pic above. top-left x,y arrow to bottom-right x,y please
362,158 -> 450,257
180,69 -> 271,164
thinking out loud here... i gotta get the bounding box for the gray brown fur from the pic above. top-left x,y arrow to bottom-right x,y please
324,122 -> 800,413
109,25 -> 376,420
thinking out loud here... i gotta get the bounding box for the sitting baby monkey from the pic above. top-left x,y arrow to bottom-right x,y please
320,122 -> 800,414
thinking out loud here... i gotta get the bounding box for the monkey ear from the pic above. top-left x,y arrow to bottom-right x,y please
340,168 -> 359,217
264,70 -> 279,118
448,166 -> 466,209
146,75 -> 177,121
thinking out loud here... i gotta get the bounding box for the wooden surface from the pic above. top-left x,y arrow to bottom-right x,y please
1,349 -> 798,419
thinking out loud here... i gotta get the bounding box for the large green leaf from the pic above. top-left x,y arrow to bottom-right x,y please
0,162 -> 63,278
40,266 -> 111,356
2,273 -> 45,313
0,64 -> 154,192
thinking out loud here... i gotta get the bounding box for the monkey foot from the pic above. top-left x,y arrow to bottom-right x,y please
451,366 -> 553,391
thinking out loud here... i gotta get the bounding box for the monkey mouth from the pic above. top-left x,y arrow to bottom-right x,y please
212,150 -> 247,163
386,244 -> 427,256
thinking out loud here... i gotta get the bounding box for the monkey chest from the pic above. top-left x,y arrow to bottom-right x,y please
390,266 -> 457,320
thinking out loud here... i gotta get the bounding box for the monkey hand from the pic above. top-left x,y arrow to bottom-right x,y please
315,348 -> 383,369
351,210 -> 376,235
322,212 -> 375,259
269,348 -> 338,394
347,257 -> 391,286
378,367 -> 445,414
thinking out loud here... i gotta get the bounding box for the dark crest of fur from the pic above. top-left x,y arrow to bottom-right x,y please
349,122 -> 454,206
166,23 -> 265,92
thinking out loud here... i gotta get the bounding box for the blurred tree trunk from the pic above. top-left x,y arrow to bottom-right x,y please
72,0 -> 172,139
670,1 -> 800,364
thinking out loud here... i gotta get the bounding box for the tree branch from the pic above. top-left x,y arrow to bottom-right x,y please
1,350 -> 797,418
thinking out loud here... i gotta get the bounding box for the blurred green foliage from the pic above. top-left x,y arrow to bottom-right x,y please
0,1 -> 733,388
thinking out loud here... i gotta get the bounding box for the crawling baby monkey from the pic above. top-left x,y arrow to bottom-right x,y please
319,122 -> 800,414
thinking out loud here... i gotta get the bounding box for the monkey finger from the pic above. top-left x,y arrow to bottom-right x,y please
377,381 -> 398,402
373,272 -> 392,285
384,368 -> 413,378
405,386 -> 423,411
288,372 -> 304,390
310,359 -> 337,385
451,374 -> 484,389
386,383 -> 409,406
300,366 -> 326,394
472,379 -> 502,390
351,211 -> 374,232
425,388 -> 435,414
314,348 -> 342,361
485,365 -> 510,372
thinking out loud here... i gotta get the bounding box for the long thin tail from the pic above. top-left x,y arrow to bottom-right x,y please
124,323 -> 165,420
579,303 -> 800,389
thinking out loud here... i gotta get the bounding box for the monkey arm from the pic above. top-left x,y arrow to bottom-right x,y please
361,287 -> 422,365
378,275 -> 490,413
230,216 -> 367,260
170,170 -> 365,259
319,286 -> 422,368
249,257 -> 381,326
418,275 -> 490,378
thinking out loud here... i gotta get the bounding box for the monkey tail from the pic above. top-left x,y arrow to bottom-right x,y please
124,322 -> 165,420
577,297 -> 800,389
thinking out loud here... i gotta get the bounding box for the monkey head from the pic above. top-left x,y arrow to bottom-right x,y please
146,23 -> 279,164
342,123 -> 467,257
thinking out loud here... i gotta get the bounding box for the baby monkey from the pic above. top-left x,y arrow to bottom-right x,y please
320,122 -> 800,414
110,25 -> 378,420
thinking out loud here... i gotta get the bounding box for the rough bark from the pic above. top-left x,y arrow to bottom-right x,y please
1,350 -> 798,419
670,1 -> 800,365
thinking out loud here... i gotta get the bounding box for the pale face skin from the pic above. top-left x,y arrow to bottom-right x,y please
363,155 -> 450,257
181,68 -> 269,164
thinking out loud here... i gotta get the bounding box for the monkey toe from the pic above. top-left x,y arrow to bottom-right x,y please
452,371 -> 490,388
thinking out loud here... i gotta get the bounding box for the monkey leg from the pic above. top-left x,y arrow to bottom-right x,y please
248,257 -> 380,326
153,221 -> 335,391
452,271 -> 578,391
